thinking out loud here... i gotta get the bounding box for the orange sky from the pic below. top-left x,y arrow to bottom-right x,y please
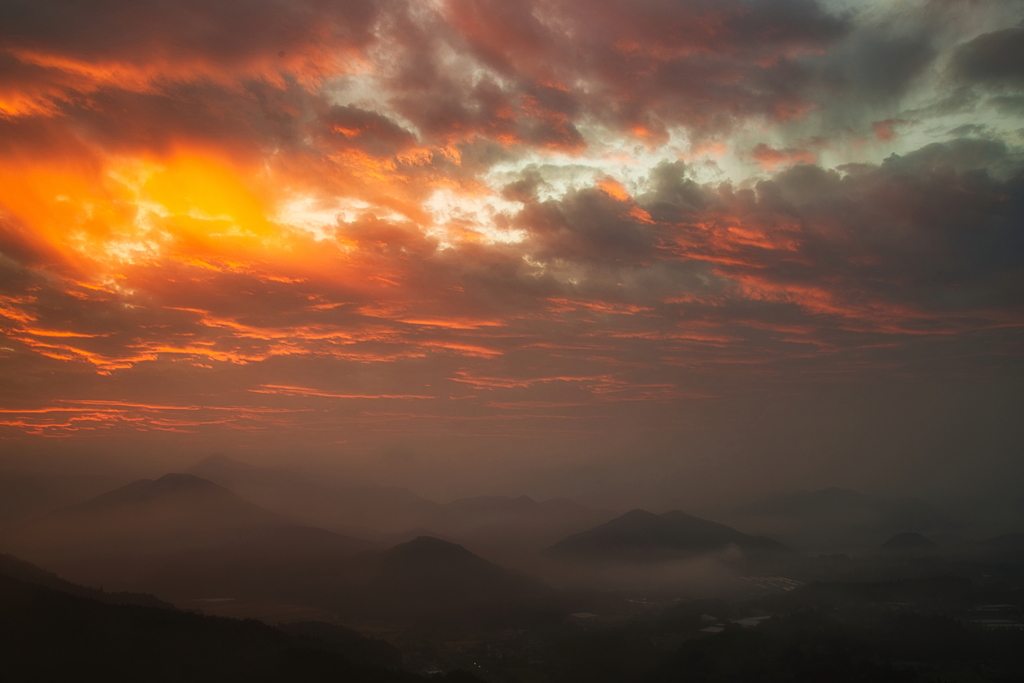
1,0 -> 1022,504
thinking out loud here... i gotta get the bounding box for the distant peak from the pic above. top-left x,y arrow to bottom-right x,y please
126,473 -> 231,499
153,472 -> 222,488
543,505 -> 790,559
405,535 -> 463,549
621,508 -> 659,520
594,509 -> 660,532
389,536 -> 474,559
60,472 -> 235,513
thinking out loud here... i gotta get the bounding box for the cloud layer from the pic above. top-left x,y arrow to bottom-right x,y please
0,0 -> 1021,501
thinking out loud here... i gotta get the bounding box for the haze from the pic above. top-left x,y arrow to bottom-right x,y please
3,3 -> 1024,681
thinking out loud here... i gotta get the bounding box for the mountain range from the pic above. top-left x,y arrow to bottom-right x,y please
720,487 -> 957,551
0,472 -> 549,622
189,455 -> 437,533
530,508 -> 791,592
6,468 -> 1021,623
0,554 -> 441,682
2,473 -> 293,561
0,471 -> 128,528
0,473 -> 375,596
345,536 -> 549,620
189,455 -> 612,564
543,509 -> 789,563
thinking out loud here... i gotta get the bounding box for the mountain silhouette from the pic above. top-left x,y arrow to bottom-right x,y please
346,536 -> 549,620
3,474 -> 546,621
0,552 -> 171,608
5,473 -> 290,561
728,488 -> 954,551
132,535 -> 547,622
116,524 -> 376,602
2,473 -> 375,598
427,495 -> 615,565
0,568 -> 438,682
542,509 -> 789,563
0,471 -> 127,528
188,455 -> 611,565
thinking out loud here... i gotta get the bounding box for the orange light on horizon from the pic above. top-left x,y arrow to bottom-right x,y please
0,149 -> 337,277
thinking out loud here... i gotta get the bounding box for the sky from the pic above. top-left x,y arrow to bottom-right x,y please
0,0 -> 1022,506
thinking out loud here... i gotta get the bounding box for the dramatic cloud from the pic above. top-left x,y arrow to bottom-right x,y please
0,0 -> 1021,504
952,24 -> 1024,90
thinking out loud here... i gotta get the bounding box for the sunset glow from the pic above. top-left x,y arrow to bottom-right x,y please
1,0 -> 1022,503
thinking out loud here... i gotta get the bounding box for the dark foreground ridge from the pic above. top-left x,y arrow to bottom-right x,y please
0,555 -> 480,683
0,552 -> 172,609
351,536 -> 550,620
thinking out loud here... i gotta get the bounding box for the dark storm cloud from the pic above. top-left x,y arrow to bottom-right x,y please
514,186 -> 657,265
0,0 -> 949,163
1,0 -> 379,67
51,82 -> 316,158
736,141 -> 1024,311
497,138 -> 1024,341
318,106 -> 419,158
373,0 -> 850,148
818,27 -> 936,104
951,24 -> 1024,90
0,0 -> 384,151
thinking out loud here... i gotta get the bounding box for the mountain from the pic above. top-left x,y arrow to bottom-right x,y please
723,488 -> 956,552
2,471 -> 549,620
153,534 -> 548,622
0,570 -> 439,682
2,473 -> 375,598
189,455 -> 438,533
188,456 -> 612,565
278,621 -> 404,670
428,495 -> 616,566
0,472 -> 127,528
531,510 -> 790,592
0,552 -> 171,609
106,524 -> 376,602
3,471 -> 543,621
343,536 -> 549,621
543,509 -> 789,563
4,473 -> 290,562
99,534 -> 547,623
